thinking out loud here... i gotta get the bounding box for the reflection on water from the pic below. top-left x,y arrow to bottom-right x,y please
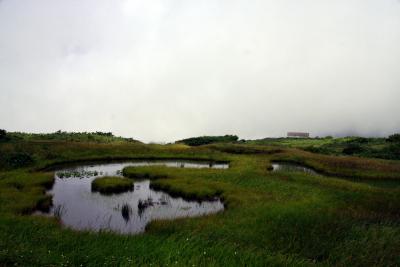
41,161 -> 225,234
271,162 -> 320,176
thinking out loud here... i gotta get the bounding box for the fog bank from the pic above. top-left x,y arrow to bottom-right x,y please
1,0 -> 399,142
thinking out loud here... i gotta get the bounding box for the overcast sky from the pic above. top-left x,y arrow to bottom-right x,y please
1,0 -> 399,142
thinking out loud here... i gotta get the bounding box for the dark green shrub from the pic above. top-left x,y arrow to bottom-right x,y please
387,144 -> 400,158
304,146 -> 324,154
176,135 -> 239,146
387,134 -> 400,143
376,143 -> 400,160
3,131 -> 139,143
348,137 -> 368,144
0,129 -> 8,141
95,131 -> 113,137
343,143 -> 364,155
4,152 -> 35,168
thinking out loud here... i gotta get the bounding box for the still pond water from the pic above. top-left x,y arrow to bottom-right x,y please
271,162 -> 320,176
42,160 -> 227,234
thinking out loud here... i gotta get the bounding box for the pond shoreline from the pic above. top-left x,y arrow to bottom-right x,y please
37,160 -> 226,234
38,157 -> 230,172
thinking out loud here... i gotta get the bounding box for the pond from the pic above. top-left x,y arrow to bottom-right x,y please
39,160 -> 227,234
271,162 -> 320,176
271,162 -> 400,189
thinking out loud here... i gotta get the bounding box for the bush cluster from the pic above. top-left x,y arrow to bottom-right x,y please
342,143 -> 364,155
176,135 -> 239,146
5,131 -> 139,143
387,134 -> 400,143
0,152 -> 35,168
0,129 -> 8,141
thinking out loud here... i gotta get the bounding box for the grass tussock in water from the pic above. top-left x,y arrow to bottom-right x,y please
122,166 -> 168,180
91,176 -> 133,195
123,166 -> 225,201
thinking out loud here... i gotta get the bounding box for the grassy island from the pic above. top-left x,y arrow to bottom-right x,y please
91,176 -> 133,194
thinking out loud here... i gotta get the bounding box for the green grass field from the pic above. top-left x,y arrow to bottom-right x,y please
0,136 -> 399,266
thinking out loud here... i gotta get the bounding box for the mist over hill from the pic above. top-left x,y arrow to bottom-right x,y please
1,0 -> 399,142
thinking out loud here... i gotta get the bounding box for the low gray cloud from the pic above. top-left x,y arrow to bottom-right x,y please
0,0 -> 399,142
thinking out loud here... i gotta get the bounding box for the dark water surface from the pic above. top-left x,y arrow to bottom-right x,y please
271,162 -> 320,175
41,161 -> 226,234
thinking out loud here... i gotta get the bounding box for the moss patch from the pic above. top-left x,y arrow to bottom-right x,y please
91,176 -> 133,195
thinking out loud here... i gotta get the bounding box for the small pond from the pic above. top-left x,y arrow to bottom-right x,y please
271,162 -> 400,189
40,160 -> 227,234
271,162 -> 320,176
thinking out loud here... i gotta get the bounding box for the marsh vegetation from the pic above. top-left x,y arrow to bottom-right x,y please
0,133 -> 399,266
247,134 -> 400,160
41,161 -> 224,234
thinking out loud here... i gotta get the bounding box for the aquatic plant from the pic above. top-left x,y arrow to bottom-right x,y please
57,170 -> 100,179
53,204 -> 66,219
120,203 -> 132,223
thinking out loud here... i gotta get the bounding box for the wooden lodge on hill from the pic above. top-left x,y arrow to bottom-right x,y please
287,132 -> 310,138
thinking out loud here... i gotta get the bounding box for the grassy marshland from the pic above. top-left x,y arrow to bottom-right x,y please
124,166 -> 224,200
246,135 -> 400,160
91,176 -> 134,195
0,135 -> 400,266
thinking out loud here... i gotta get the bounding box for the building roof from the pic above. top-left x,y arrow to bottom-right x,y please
287,132 -> 310,137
